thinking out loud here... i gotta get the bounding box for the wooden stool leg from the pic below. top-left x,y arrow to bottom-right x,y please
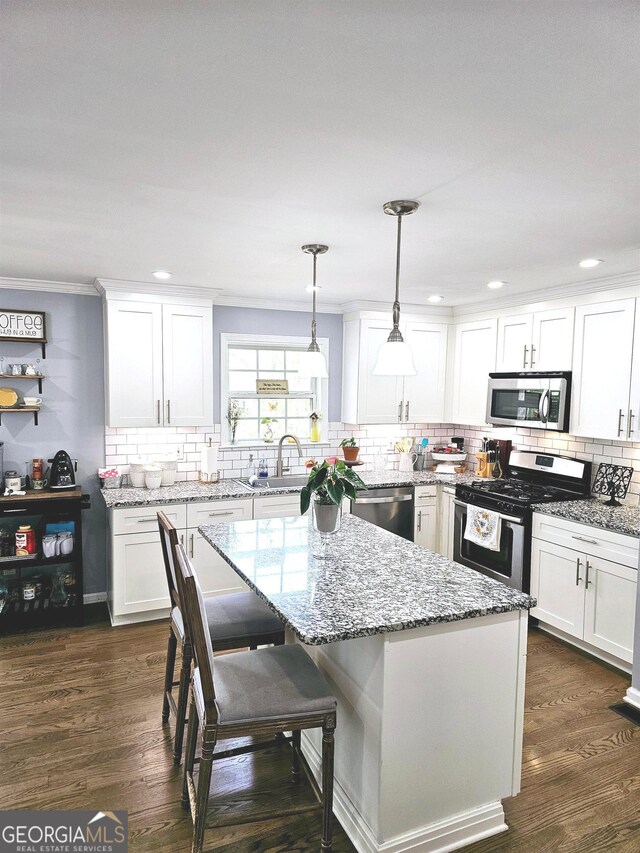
162,627 -> 177,724
182,693 -> 199,810
321,719 -> 335,852
192,729 -> 216,853
291,729 -> 301,781
173,641 -> 192,765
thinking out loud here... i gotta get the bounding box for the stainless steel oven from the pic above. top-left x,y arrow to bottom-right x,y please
486,371 -> 571,431
453,499 -> 527,590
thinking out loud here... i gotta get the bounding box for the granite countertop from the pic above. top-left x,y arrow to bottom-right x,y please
100,468 -> 475,508
532,498 -> 640,538
198,514 -> 535,645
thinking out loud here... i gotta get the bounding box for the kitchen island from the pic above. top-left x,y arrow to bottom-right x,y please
199,514 -> 535,853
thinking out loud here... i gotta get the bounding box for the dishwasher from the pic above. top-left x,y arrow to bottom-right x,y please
350,486 -> 414,541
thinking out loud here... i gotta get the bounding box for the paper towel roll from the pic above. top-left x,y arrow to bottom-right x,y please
200,444 -> 219,479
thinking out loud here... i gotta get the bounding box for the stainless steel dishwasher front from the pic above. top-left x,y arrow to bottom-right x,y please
350,486 -> 415,541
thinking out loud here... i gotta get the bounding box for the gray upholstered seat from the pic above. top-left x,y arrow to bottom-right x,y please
171,592 -> 283,647
213,644 -> 336,724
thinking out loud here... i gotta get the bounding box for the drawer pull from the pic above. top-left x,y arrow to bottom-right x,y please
571,534 -> 598,545
136,517 -> 158,523
575,557 -> 583,586
208,510 -> 234,517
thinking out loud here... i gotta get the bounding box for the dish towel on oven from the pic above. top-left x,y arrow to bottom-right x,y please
464,504 -> 502,551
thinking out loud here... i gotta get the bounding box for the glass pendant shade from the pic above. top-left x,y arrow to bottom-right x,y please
298,348 -> 328,378
373,199 -> 420,377
373,338 -> 416,376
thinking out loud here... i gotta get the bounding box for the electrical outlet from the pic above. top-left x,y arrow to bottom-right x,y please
175,446 -> 184,461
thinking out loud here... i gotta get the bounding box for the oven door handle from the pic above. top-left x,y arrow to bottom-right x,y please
454,500 -> 524,525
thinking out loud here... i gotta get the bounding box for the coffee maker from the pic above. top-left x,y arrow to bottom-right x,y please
48,450 -> 77,490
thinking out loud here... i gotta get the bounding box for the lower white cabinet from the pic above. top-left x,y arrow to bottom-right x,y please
254,493 -> 304,519
108,502 -> 186,625
438,487 -> 456,560
530,514 -> 638,667
414,486 -> 437,551
185,500 -> 252,596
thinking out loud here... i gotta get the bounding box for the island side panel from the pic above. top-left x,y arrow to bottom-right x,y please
297,631 -> 386,847
379,609 -> 528,848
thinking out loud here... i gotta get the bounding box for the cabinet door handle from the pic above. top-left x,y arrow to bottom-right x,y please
523,345 -> 528,369
398,402 -> 403,423
627,409 -> 635,439
167,399 -> 171,424
179,534 -> 184,545
417,510 -> 422,532
530,345 -> 536,368
617,408 -> 625,437
571,534 -> 598,545
405,401 -> 410,422
575,557 -> 583,586
157,400 -> 161,424
208,510 -> 234,517
190,533 -> 194,559
3,508 -> 27,514
585,559 -> 592,587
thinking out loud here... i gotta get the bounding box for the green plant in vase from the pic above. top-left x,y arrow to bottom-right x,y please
301,457 -> 367,559
227,399 -> 244,445
261,417 -> 278,443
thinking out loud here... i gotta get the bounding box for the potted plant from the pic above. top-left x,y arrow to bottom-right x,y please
260,416 -> 278,443
300,457 -> 367,557
339,436 -> 360,463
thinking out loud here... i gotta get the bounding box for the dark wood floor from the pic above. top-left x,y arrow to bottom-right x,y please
1,613 -> 639,853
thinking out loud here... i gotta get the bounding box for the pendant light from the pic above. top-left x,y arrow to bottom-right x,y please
298,244 -> 329,378
373,200 -> 419,376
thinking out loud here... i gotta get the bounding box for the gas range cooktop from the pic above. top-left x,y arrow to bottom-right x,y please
464,478 -> 572,504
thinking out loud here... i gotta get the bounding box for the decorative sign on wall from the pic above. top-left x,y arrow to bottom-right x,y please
0,309 -> 46,342
256,379 -> 289,395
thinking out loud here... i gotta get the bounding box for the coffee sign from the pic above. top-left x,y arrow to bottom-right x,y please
0,309 -> 46,341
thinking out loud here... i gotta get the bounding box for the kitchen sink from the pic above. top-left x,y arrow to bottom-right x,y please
235,475 -> 309,491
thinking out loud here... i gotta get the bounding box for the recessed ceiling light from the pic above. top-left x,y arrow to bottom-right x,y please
152,270 -> 172,280
578,258 -> 603,269
305,284 -> 321,293
427,294 -> 443,303
487,280 -> 507,290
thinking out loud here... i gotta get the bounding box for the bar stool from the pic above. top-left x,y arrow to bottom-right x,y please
175,543 -> 337,853
157,511 -> 285,765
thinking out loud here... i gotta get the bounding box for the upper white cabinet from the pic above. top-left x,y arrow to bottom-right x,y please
342,315 -> 448,424
496,308 -> 574,372
105,296 -> 213,428
570,298 -> 636,440
450,318 -> 497,425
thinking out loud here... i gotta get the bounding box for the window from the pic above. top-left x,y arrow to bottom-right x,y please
221,333 -> 328,444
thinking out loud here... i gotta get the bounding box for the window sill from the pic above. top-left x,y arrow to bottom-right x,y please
219,441 -> 331,451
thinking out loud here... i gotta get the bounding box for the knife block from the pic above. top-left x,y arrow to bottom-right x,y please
475,452 -> 491,478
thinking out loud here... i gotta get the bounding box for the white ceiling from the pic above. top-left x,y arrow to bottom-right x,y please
1,0 -> 639,308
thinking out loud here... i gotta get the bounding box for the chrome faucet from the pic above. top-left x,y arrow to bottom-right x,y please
276,434 -> 303,477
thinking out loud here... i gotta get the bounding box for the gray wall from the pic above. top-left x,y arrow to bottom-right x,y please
0,290 -> 106,594
212,306 -> 343,422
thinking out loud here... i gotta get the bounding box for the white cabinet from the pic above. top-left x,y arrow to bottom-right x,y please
108,503 -> 187,626
104,297 -> 213,428
414,485 -> 437,551
438,486 -> 456,560
531,513 -> 638,666
450,318 -> 497,425
185,500 -> 252,596
254,493 -> 304,519
497,308 -> 574,372
570,298 -> 636,440
342,315 -> 448,424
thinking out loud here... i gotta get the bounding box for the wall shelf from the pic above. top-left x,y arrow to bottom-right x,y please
0,374 -> 45,393
0,407 -> 41,426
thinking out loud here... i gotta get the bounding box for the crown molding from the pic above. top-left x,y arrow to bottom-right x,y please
213,292 -> 343,314
451,271 -> 640,317
339,299 -> 453,317
0,276 -> 98,296
94,278 -> 222,302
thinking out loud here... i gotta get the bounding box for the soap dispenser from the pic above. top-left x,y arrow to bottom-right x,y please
258,458 -> 269,478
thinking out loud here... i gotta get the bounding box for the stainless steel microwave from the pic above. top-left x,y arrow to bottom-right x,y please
486,371 -> 571,431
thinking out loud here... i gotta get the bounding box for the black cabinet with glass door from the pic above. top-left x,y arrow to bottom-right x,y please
0,489 -> 89,634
